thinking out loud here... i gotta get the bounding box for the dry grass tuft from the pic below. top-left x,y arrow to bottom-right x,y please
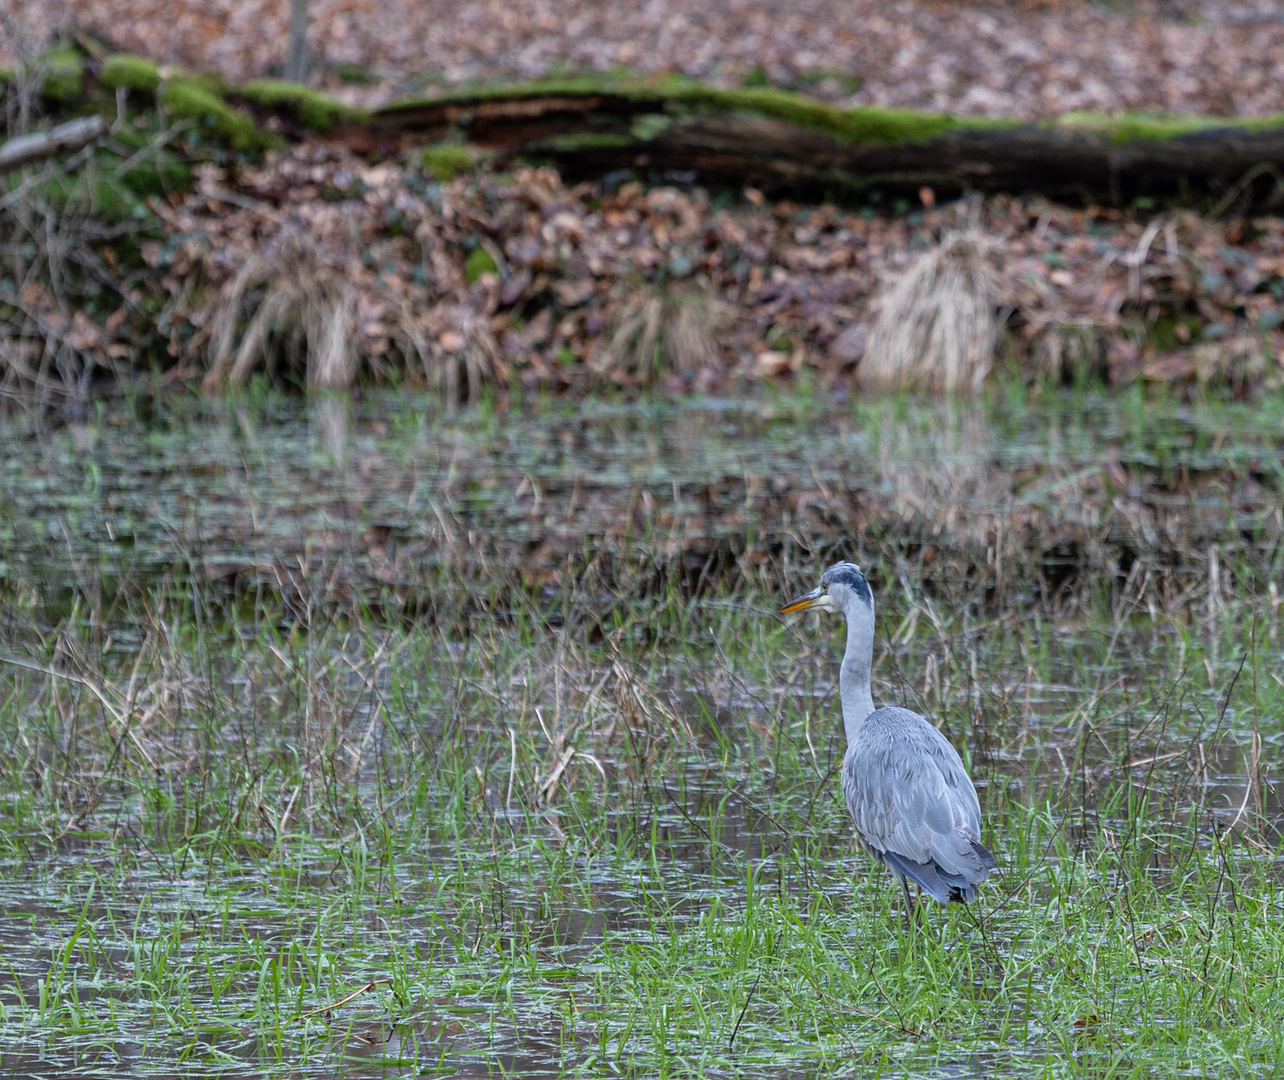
1030,320 -> 1107,383
1142,334 -> 1269,391
204,231 -> 358,391
593,287 -> 728,383
412,301 -> 507,405
594,291 -> 662,381
665,293 -> 728,374
859,229 -> 1004,395
198,223 -> 507,402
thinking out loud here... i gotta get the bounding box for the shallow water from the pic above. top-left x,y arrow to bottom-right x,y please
1,388 -> 1283,1078
2,388 -> 1282,608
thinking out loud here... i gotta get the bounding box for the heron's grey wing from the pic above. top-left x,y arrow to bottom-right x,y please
844,708 -> 993,902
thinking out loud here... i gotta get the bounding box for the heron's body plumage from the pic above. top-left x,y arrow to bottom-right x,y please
842,706 -> 995,903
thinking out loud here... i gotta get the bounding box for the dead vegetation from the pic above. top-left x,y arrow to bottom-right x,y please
4,75 -> 1284,401
134,145 -> 1284,399
0,26 -> 151,407
1029,320 -> 1107,384
3,17 -> 1284,403
0,150 -> 139,408
859,229 -> 1005,394
205,231 -> 358,391
171,175 -> 509,399
420,301 -> 507,404
591,286 -> 730,385
0,560 -> 720,833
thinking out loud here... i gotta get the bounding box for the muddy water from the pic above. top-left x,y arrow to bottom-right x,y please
1,389 -> 1283,1078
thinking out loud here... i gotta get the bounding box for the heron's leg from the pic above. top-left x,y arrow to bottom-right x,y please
900,876 -> 916,929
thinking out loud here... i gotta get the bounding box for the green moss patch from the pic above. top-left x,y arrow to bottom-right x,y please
99,57 -> 265,152
97,56 -> 281,154
1147,312 -> 1205,351
35,171 -> 143,221
101,53 -> 161,94
161,78 -> 282,152
1050,109 -> 1284,142
0,44 -> 85,99
1237,111 -> 1284,133
1050,111 -> 1221,142
239,79 -> 370,131
23,135 -> 190,220
385,75 -> 998,147
119,157 -> 191,200
465,247 -> 498,283
544,132 -> 635,152
172,70 -> 232,97
379,75 -> 1284,150
629,114 -> 670,141
658,81 -> 963,145
421,144 -> 474,181
39,44 -> 84,101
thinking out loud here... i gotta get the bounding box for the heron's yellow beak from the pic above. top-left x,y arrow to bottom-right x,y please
779,586 -> 825,614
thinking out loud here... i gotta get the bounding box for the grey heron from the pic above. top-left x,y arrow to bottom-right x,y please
781,561 -> 995,922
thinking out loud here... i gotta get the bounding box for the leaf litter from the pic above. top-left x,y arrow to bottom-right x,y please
9,0 -> 1284,120
6,4 -> 1284,397
129,144 -> 1284,396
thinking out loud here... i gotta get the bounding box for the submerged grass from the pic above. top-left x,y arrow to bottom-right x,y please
0,390 -> 1282,1077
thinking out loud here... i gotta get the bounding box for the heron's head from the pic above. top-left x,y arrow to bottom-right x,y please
779,561 -> 873,619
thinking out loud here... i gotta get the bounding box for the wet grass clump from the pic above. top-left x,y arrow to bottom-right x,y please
0,390 -> 1282,1077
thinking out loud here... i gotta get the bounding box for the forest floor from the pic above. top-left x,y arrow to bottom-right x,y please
4,3 -> 1284,401
133,151 -> 1284,398
8,0 -> 1284,120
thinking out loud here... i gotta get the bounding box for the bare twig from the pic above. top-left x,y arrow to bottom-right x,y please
296,978 -> 393,1021
0,115 -> 107,170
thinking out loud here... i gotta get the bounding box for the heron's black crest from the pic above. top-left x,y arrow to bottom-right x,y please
821,562 -> 872,608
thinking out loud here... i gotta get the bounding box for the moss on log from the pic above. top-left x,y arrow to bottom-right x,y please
161,77 -> 283,152
100,53 -> 162,94
372,77 -> 1284,200
22,46 -> 1284,202
238,79 -> 370,132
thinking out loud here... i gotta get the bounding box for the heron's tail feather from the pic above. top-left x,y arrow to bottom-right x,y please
881,844 -> 994,905
880,850 -> 958,904
974,840 -> 997,870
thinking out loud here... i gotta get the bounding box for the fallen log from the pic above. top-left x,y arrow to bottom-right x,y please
371,80 -> 1284,201
0,115 -> 108,170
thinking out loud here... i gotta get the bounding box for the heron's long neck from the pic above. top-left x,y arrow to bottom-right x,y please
839,609 -> 875,745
